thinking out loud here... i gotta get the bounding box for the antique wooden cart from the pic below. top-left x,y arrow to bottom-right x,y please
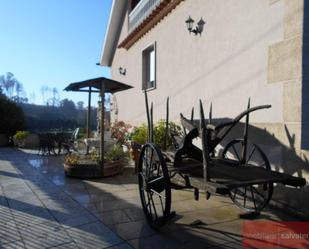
138,92 -> 306,229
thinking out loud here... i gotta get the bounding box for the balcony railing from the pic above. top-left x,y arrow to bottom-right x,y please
128,0 -> 162,33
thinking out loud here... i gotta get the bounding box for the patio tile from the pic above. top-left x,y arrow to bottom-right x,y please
70,194 -> 91,204
3,190 -> 34,200
127,234 -> 185,249
108,243 -> 134,249
128,227 -> 237,249
95,210 -> 131,225
108,220 -> 156,241
0,196 -> 8,207
80,202 -> 100,214
0,206 -> 17,224
12,206 -> 55,226
40,192 -> 76,202
209,241 -> 243,249
121,183 -> 138,191
112,189 -> 139,200
88,193 -> 119,202
26,181 -> 57,191
66,221 -> 123,249
7,196 -> 44,212
30,188 -> 65,200
58,211 -> 98,229
49,208 -> 90,224
0,240 -> 25,249
19,220 -> 72,249
0,221 -> 22,245
1,181 -> 27,190
123,207 -> 145,222
95,199 -> 136,213
51,242 -> 78,249
175,227 -> 240,249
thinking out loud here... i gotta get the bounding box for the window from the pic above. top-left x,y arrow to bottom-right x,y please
142,43 -> 156,90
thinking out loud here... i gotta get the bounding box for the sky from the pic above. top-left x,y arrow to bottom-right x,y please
0,0 -> 112,106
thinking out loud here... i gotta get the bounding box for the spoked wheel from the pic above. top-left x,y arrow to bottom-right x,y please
138,143 -> 171,229
222,139 -> 273,212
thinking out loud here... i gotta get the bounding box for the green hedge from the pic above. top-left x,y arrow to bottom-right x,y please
0,95 -> 25,135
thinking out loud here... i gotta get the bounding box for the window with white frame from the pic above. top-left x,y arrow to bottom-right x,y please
142,43 -> 156,91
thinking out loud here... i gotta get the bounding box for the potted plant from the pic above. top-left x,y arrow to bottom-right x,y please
129,121 -> 182,172
153,120 -> 182,149
13,131 -> 29,148
63,144 -> 129,178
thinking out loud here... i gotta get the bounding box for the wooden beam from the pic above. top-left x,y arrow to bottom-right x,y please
86,86 -> 92,154
71,89 -> 100,93
100,84 -> 105,169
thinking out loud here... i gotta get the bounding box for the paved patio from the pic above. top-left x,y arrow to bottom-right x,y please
0,148 -> 300,249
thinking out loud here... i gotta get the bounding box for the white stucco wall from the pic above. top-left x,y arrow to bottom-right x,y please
111,0 -> 285,125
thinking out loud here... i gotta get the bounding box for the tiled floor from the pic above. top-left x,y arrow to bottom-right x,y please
0,148 -> 301,248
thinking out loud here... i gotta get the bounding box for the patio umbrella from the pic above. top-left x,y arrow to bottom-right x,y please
64,77 -> 133,164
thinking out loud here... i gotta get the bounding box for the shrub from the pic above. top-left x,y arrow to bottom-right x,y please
104,144 -> 129,162
13,130 -> 29,141
130,120 -> 182,149
0,95 -> 25,135
130,124 -> 148,146
153,120 -> 182,149
65,145 -> 129,166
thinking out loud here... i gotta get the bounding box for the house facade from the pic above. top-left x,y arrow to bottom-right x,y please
100,0 -> 309,215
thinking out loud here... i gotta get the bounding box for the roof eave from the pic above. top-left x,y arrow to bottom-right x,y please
99,0 -> 128,67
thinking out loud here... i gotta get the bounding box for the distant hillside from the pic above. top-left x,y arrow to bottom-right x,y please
19,103 -> 101,132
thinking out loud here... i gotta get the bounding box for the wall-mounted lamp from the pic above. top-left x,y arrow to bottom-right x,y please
185,16 -> 205,35
118,67 -> 126,76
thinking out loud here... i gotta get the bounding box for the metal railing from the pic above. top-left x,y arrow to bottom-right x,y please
129,0 -> 162,33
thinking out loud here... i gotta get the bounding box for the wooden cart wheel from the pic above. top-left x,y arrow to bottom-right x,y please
222,139 -> 273,212
138,143 -> 171,229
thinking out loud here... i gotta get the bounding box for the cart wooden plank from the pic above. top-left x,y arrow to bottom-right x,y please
169,158 -> 306,189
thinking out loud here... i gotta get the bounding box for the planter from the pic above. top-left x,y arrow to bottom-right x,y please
64,160 -> 126,179
130,142 -> 142,173
0,134 -> 9,146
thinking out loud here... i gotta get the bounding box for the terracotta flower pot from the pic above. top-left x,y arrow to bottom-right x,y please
130,147 -> 141,173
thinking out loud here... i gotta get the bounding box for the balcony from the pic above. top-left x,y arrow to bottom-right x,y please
129,0 -> 162,33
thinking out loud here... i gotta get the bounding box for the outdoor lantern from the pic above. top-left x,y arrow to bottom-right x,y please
185,16 -> 194,32
197,18 -> 205,34
186,16 -> 205,35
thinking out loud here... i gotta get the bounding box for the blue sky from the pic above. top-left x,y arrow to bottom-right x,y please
0,0 -> 112,106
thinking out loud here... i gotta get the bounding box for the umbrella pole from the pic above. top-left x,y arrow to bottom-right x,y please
86,86 -> 92,154
100,84 -> 105,168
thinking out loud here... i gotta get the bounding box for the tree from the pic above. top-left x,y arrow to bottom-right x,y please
60,98 -> 77,117
15,81 -> 23,99
29,92 -> 36,103
40,86 -> 48,105
11,96 -> 28,104
51,87 -> 60,106
0,72 -> 18,98
76,101 -> 84,110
